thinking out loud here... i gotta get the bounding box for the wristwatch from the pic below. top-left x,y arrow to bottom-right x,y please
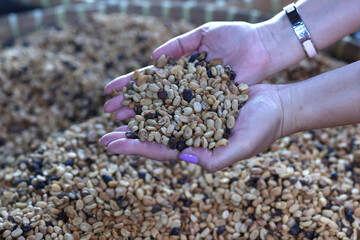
284,3 -> 317,58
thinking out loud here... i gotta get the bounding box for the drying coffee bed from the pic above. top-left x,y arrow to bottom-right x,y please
1,111 -> 360,239
1,12 -> 359,240
0,13 -> 193,157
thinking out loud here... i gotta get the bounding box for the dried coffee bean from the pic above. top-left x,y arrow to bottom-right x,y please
125,131 -> 138,139
224,128 -> 231,139
182,89 -> 194,102
177,139 -> 187,151
168,137 -> 178,150
157,90 -> 167,101
144,112 -> 156,119
189,53 -> 200,62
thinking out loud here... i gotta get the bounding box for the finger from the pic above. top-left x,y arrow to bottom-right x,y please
180,135 -> 252,172
107,138 -> 180,161
100,132 -> 126,147
104,95 -> 125,113
114,126 -> 130,132
115,108 -> 135,120
105,66 -> 154,94
104,73 -> 132,94
152,27 -> 203,60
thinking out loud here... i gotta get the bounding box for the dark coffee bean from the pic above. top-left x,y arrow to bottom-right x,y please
49,175 -> 59,181
101,174 -> 113,183
1,161 -> 8,169
7,216 -> 15,222
224,128 -> 231,139
323,203 -> 331,209
207,69 -> 214,78
216,225 -> 226,235
305,230 -> 315,239
138,171 -> 146,179
45,222 -> 53,227
177,178 -> 185,185
189,53 -> 200,62
289,176 -> 298,184
64,159 -> 74,166
195,61 -> 203,67
21,225 -> 31,233
229,177 -> 238,185
246,176 -> 259,187
289,223 -> 301,236
2,39 -> 14,48
272,208 -> 283,217
330,171 -> 338,180
105,62 -> 113,69
116,195 -> 124,207
168,57 -> 176,66
117,53 -> 126,60
35,169 -> 43,176
144,112 -> 156,119
136,35 -> 146,42
346,228 -> 354,237
135,106 -> 142,115
151,206 -> 161,213
248,213 -> 256,220
345,210 -> 355,223
176,139 -> 187,152
345,164 -> 353,171
182,89 -> 193,102
0,137 -> 6,146
125,131 -> 138,139
168,137 -> 177,150
35,181 -> 46,190
57,211 -> 68,222
229,70 -> 236,80
57,193 -> 68,199
12,224 -> 18,231
316,143 -> 323,151
14,178 -> 27,185
28,163 -> 39,172
327,146 -> 334,153
157,90 -> 168,101
170,227 -> 181,235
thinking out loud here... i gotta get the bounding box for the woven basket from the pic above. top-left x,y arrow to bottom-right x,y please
2,1 -> 360,62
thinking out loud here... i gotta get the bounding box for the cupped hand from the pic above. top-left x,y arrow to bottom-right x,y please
151,21 -> 272,85
101,84 -> 285,172
103,22 -> 273,120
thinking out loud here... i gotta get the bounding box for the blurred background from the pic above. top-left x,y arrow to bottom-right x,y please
1,0 -> 359,58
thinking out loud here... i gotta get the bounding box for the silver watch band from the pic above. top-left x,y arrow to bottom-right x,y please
284,3 -> 317,58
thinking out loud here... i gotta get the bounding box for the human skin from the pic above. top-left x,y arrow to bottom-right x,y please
101,0 -> 360,172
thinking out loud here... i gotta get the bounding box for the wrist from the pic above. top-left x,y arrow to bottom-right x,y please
277,83 -> 302,138
255,11 -> 307,77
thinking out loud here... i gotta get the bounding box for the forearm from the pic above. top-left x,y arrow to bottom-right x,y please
257,0 -> 360,76
280,61 -> 360,136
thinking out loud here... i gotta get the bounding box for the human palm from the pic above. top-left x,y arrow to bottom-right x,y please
151,22 -> 271,85
101,83 -> 284,172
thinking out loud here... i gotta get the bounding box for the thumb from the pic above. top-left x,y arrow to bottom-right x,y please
179,137 -> 253,172
179,146 -> 233,173
152,26 -> 204,60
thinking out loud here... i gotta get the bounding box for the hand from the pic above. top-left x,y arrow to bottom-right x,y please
101,84 -> 285,172
102,21 -> 276,121
151,21 -> 272,85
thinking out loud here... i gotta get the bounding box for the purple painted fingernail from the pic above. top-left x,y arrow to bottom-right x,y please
180,154 -> 198,164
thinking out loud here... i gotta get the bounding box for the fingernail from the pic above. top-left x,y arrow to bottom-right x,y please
180,154 -> 198,164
